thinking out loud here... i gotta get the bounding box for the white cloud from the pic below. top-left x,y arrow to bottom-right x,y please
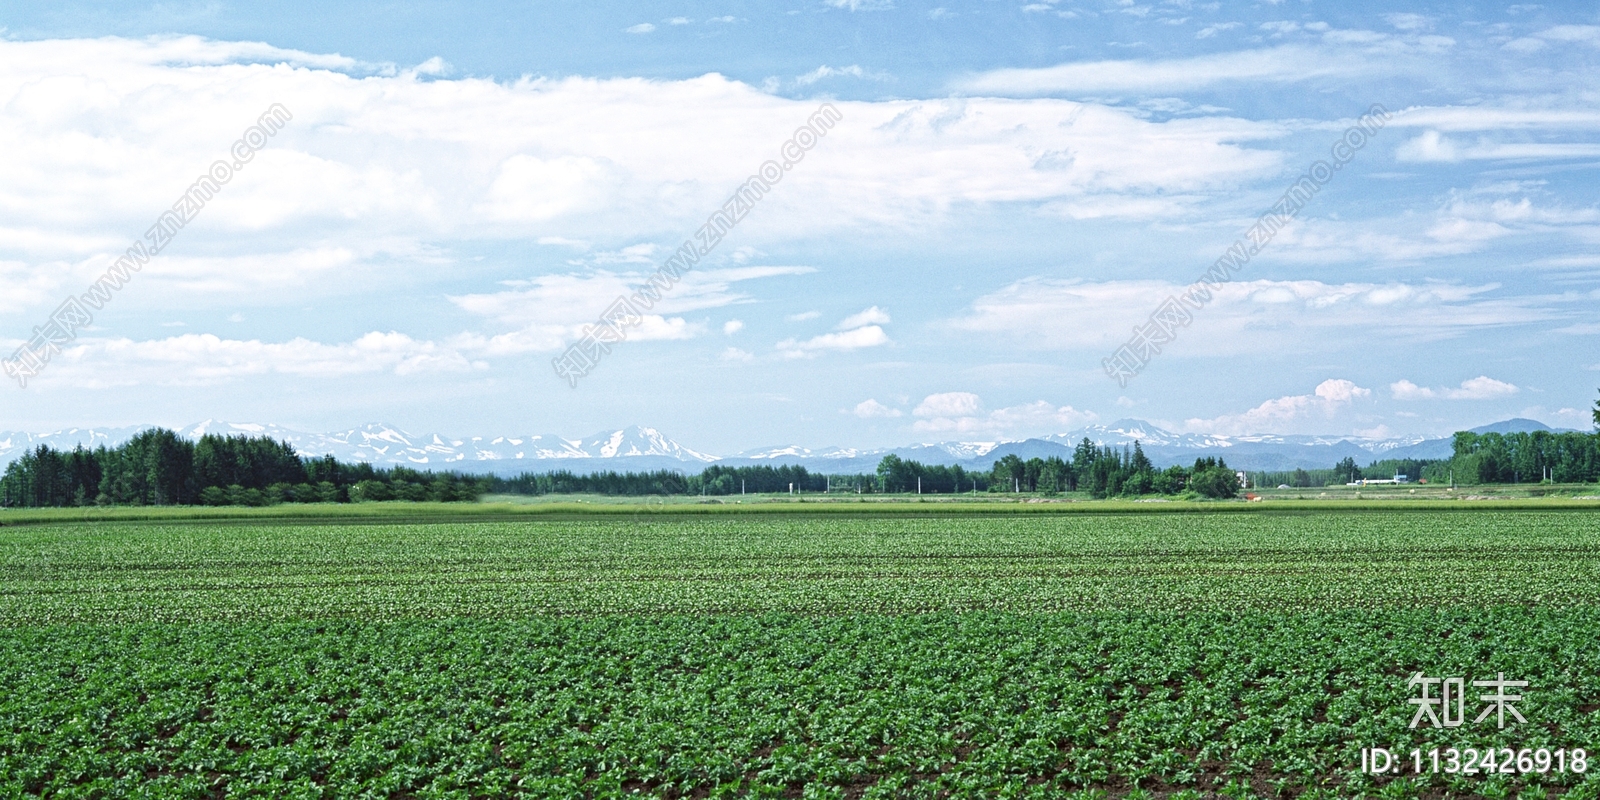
720,347 -> 754,362
1390,107 -> 1600,132
852,398 -> 902,418
774,307 -> 894,358
29,331 -> 475,388
723,319 -> 744,335
1383,13 -> 1431,31
776,325 -> 890,358
825,0 -> 894,10
0,35 -> 1306,315
1396,131 -> 1600,163
626,23 -> 656,33
667,17 -> 691,25
837,306 -> 890,329
1395,130 -> 1461,162
452,266 -> 812,326
1538,25 -> 1600,45
1182,379 -> 1371,436
787,311 -> 822,322
1255,196 -> 1596,264
794,65 -> 891,86
909,392 -> 1097,437
536,236 -> 589,248
1195,22 -> 1241,39
477,155 -> 616,221
953,46 -> 1366,95
914,391 -> 983,417
1389,380 -> 1432,400
949,278 -> 1569,355
1390,376 -> 1520,400
445,266 -> 809,355
1520,406 -> 1593,429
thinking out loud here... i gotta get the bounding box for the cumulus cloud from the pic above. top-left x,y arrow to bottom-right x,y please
1390,376 -> 1520,400
852,398 -> 902,418
1182,379 -> 1372,436
776,325 -> 890,358
775,306 -> 896,358
0,34 -> 1302,323
909,392 -> 1097,437
837,306 -> 890,329
722,320 -> 744,335
914,391 -> 983,418
626,23 -> 656,33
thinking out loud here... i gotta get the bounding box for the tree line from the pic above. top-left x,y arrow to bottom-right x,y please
1422,430 -> 1600,485
6,414 -> 1596,508
490,465 -> 874,496
1429,396 -> 1600,485
981,440 -> 1243,499
0,429 -> 488,508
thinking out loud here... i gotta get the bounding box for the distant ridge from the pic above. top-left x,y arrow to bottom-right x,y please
0,417 -> 1580,475
1466,418 -> 1556,435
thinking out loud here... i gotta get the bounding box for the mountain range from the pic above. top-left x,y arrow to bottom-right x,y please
0,418 -> 1572,476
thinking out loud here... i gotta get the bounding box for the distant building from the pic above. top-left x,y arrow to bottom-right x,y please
1346,473 -> 1410,487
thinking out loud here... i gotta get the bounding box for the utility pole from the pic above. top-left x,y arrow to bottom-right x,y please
917,476 -> 921,494
742,479 -> 745,496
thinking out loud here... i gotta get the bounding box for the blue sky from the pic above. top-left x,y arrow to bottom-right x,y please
0,0 -> 1597,453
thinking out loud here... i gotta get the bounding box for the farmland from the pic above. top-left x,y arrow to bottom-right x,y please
3,508 -> 1599,797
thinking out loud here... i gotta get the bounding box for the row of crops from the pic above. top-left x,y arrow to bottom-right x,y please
3,513 -> 1599,624
3,510 -> 1599,797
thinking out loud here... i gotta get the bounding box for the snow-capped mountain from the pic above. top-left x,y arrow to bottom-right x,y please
0,426 -> 146,461
0,417 -> 1567,475
1044,418 -> 1435,452
1045,419 -> 1216,449
292,424 -> 715,465
732,444 -> 866,460
578,427 -> 716,462
0,422 -> 713,469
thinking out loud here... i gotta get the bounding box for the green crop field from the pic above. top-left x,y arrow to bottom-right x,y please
2,508 -> 1598,798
